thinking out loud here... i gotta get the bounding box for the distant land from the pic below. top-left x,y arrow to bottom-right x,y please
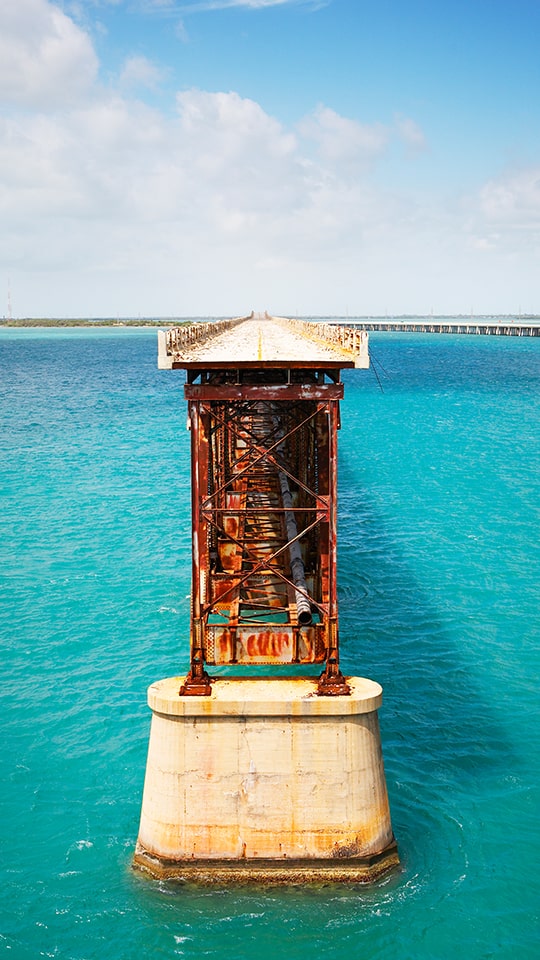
0,318 -> 191,327
1,314 -> 539,327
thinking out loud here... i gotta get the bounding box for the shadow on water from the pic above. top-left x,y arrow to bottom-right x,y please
338,463 -> 516,767
333,337 -> 537,883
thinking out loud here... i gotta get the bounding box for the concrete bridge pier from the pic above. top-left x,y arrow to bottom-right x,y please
134,676 -> 398,883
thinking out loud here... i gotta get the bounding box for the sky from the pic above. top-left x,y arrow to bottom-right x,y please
1,0 -> 539,318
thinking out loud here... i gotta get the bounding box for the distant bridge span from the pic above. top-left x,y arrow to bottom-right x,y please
326,319 -> 540,337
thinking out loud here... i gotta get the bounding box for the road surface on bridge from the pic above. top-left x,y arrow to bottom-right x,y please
159,313 -> 368,369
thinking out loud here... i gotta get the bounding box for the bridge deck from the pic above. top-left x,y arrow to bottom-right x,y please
158,314 -> 369,370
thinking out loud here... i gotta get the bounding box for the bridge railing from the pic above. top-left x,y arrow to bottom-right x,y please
270,314 -> 369,367
158,313 -> 254,367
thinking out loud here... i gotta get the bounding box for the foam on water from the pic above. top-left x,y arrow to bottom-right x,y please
1,327 -> 538,959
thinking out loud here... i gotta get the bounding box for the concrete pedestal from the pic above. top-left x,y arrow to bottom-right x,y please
134,676 -> 398,883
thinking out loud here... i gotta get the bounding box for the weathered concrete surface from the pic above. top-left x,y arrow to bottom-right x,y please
158,314 -> 369,368
134,677 -> 398,883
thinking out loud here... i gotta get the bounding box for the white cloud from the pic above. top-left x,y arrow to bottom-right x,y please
175,1 -> 309,10
479,167 -> 540,227
175,18 -> 190,41
0,2 -> 537,316
0,0 -> 98,109
175,89 -> 296,158
395,115 -> 427,152
140,0 -> 324,12
119,55 -> 166,91
461,166 -> 540,265
298,106 -> 389,177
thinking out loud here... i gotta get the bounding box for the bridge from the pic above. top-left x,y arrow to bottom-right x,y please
158,311 -> 368,694
134,311 -> 398,883
326,318 -> 540,336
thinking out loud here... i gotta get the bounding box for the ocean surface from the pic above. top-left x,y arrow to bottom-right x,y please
1,326 -> 538,959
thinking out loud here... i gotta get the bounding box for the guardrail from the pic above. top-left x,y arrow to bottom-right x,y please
158,313 -> 254,367
270,314 -> 369,368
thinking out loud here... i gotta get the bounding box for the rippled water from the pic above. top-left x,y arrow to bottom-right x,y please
1,327 -> 539,959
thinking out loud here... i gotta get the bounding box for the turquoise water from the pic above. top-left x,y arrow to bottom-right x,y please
1,328 -> 539,959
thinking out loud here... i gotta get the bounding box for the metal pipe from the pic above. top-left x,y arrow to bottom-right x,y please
277,468 -> 313,625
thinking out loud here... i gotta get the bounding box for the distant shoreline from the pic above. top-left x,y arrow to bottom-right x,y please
0,318 -> 190,328
1,314 -> 539,328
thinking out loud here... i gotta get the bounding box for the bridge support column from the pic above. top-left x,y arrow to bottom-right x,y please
134,676 -> 398,883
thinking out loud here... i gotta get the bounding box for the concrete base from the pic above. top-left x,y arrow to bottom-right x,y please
134,676 -> 398,884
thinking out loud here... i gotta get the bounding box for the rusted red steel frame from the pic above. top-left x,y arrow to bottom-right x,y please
182,396 -> 213,694
204,508 -> 326,598
182,386 -> 348,696
184,383 -> 345,399
318,399 -> 349,695
200,399 -> 328,617
210,395 -> 310,457
202,514 -> 326,618
200,400 -> 329,514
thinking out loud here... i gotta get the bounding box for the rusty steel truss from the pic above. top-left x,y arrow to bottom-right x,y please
160,315 -> 369,696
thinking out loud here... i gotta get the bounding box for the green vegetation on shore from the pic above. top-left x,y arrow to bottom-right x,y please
0,318 -> 193,328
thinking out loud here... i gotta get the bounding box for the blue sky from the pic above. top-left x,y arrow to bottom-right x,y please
1,0 -> 539,316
